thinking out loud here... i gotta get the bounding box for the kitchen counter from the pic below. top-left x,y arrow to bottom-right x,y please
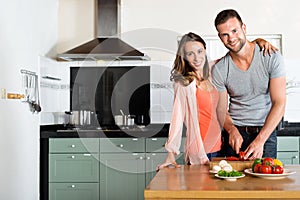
145,165 -> 300,200
40,122 -> 300,138
40,123 -> 170,138
277,122 -> 300,136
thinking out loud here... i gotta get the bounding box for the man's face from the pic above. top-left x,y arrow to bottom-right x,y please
216,17 -> 246,53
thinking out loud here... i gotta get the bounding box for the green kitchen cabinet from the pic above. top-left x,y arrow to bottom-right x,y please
145,137 -> 185,159
99,138 -> 145,200
99,153 -> 146,200
145,137 -> 167,153
100,137 -> 145,153
49,154 -> 99,182
145,152 -> 167,185
47,137 -> 187,200
49,138 -> 99,153
277,152 -> 299,164
145,137 -> 168,185
145,137 -> 185,185
49,138 -> 99,200
277,137 -> 299,164
49,183 -> 99,200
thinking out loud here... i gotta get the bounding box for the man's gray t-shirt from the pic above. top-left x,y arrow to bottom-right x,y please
212,44 -> 285,126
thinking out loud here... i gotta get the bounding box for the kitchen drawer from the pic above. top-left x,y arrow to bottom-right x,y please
146,138 -> 166,152
145,137 -> 186,152
49,183 -> 99,200
100,138 -> 145,153
277,152 -> 299,164
49,154 -> 99,182
49,138 -> 99,153
277,137 -> 299,151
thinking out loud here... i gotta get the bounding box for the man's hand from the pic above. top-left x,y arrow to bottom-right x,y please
228,126 -> 244,154
244,140 -> 264,160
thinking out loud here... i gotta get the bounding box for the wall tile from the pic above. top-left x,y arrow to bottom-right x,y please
150,89 -> 161,112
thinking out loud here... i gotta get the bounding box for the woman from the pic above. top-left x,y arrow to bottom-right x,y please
158,32 -> 277,168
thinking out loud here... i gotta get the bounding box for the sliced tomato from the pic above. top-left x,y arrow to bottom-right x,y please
239,151 -> 246,161
227,156 -> 239,161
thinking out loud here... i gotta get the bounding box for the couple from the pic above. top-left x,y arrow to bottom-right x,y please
159,9 -> 286,169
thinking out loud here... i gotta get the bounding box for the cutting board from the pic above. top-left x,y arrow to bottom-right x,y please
210,157 -> 253,172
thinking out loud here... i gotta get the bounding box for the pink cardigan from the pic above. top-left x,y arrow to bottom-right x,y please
165,79 -> 220,164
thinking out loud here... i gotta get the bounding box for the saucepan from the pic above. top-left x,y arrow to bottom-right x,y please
65,110 -> 92,126
114,114 -> 135,126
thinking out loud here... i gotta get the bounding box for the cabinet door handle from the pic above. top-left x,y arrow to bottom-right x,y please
119,144 -> 124,148
71,185 -> 76,188
71,155 -> 75,159
146,157 -> 151,160
139,156 -> 144,160
292,155 -> 298,159
71,144 -> 76,148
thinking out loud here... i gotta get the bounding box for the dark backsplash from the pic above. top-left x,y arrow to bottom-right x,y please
70,66 -> 150,127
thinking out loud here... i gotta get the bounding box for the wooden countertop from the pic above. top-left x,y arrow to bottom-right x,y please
145,165 -> 300,200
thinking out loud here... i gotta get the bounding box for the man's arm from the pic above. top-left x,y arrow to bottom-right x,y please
244,76 -> 286,159
217,91 -> 244,154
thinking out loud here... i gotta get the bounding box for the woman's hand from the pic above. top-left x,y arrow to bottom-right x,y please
200,157 -> 210,165
156,152 -> 181,171
253,38 -> 278,56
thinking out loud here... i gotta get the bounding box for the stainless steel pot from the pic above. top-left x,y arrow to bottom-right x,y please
65,110 -> 92,126
114,115 -> 135,126
126,115 -> 135,126
114,115 -> 124,126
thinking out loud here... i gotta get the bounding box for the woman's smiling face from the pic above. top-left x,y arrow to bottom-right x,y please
184,41 -> 206,71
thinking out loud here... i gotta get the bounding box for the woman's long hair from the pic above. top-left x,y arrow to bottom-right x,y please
170,32 -> 209,86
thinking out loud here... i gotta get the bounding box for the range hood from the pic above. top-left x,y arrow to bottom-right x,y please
57,37 -> 149,61
57,0 -> 149,61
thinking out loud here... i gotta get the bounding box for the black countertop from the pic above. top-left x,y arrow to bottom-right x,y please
40,123 -> 170,138
277,122 -> 300,136
40,122 -> 300,138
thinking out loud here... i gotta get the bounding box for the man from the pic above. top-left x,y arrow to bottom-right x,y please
212,9 -> 286,160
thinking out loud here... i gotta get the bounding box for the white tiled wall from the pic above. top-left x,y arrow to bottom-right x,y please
150,60 -> 174,123
284,59 -> 300,122
40,45 -> 300,125
39,59 -> 176,125
39,56 -> 71,124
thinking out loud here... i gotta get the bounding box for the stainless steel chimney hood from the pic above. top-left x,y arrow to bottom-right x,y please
57,0 -> 149,61
57,37 -> 149,61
